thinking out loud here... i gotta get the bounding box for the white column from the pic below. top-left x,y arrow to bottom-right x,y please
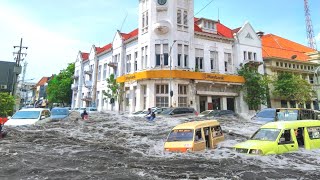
222,97 -> 227,110
148,82 -> 155,108
172,81 -> 178,107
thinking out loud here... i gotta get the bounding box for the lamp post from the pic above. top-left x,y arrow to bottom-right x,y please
169,40 -> 177,107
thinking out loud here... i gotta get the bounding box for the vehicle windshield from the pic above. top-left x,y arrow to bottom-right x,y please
51,108 -> 68,115
160,108 -> 173,115
256,109 -> 275,118
12,111 -> 40,119
250,128 -> 281,141
277,109 -> 298,121
167,129 -> 194,142
200,110 -> 212,115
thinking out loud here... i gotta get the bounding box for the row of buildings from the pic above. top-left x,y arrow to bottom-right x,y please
71,0 -> 320,114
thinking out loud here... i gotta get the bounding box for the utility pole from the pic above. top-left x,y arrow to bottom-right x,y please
12,38 -> 28,110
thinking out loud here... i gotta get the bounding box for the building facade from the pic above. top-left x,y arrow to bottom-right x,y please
261,33 -> 320,109
71,0 -> 264,114
0,61 -> 18,94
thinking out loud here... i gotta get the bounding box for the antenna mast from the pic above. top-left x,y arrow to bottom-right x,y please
304,0 -> 317,50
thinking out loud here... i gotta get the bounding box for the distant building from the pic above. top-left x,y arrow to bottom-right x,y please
0,61 -> 16,94
261,33 -> 320,109
34,76 -> 51,107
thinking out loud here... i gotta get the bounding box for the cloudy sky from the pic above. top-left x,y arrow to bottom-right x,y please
0,0 -> 319,83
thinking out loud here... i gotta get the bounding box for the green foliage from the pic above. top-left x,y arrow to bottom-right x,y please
238,65 -> 269,111
272,72 -> 315,104
103,74 -> 124,111
47,63 -> 75,106
0,92 -> 15,117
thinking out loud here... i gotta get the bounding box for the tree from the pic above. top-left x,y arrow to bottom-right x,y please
0,92 -> 15,117
272,72 -> 315,105
103,74 -> 124,112
47,63 -> 75,106
238,65 -> 269,111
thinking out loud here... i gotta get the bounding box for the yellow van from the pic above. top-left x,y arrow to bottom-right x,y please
164,120 -> 224,153
234,120 -> 320,155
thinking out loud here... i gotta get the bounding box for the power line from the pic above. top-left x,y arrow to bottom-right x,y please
194,0 -> 215,17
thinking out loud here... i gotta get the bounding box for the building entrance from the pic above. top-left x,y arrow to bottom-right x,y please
227,98 -> 235,111
212,97 -> 221,110
200,96 -> 207,113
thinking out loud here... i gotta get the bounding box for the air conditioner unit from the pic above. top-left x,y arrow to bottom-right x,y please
0,85 -> 7,89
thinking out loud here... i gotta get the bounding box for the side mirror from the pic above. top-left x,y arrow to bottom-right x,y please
278,137 -> 286,145
41,115 -> 46,120
169,112 -> 174,115
7,116 -> 11,119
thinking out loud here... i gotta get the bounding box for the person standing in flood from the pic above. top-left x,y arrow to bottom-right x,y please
81,109 -> 88,120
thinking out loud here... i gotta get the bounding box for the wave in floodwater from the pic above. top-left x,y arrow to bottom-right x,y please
1,112 -> 320,180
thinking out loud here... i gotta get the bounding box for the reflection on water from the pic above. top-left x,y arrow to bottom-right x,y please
1,112 -> 320,179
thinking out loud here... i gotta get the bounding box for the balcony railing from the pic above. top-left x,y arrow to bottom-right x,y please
108,61 -> 118,68
71,83 -> 78,90
84,69 -> 93,75
85,81 -> 93,88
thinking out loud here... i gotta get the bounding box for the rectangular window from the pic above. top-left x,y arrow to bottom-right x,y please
126,54 -> 131,73
184,45 -> 189,68
253,53 -> 257,60
178,97 -> 188,107
145,46 -> 148,68
290,101 -> 296,108
307,127 -> 320,139
103,63 -> 107,80
134,51 -> 138,71
141,47 -> 145,69
98,65 -> 102,81
183,10 -> 188,26
243,51 -> 247,60
156,97 -> 169,107
163,44 -> 169,66
310,75 -> 314,84
210,51 -> 218,72
195,49 -> 204,70
178,85 -> 187,95
156,84 -> 169,107
248,52 -> 252,60
155,44 -> 161,66
224,53 -> 232,73
177,10 -> 182,24
97,91 -> 100,108
178,44 -> 182,67
281,100 -> 288,108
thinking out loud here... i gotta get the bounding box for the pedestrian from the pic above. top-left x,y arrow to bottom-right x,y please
81,109 -> 89,120
149,112 -> 156,121
146,108 -> 153,121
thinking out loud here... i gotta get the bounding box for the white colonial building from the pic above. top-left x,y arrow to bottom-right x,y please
71,0 -> 263,114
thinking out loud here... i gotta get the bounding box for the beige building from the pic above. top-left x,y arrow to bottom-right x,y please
261,33 -> 320,109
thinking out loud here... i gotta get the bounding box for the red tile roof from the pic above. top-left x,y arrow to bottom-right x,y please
232,27 -> 241,34
96,43 -> 112,55
36,77 -> 50,86
216,22 -> 233,38
81,52 -> 89,61
120,28 -> 138,41
262,34 -> 315,61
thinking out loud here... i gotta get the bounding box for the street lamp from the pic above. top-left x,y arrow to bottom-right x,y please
169,40 -> 177,107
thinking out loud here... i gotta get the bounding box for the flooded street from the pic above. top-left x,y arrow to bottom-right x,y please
1,112 -> 320,180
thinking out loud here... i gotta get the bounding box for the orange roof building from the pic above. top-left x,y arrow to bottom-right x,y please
261,33 -> 319,109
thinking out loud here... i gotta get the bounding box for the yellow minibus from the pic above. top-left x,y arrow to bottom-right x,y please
164,120 -> 224,153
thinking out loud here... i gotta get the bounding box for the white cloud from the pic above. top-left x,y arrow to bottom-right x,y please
0,3 -> 91,82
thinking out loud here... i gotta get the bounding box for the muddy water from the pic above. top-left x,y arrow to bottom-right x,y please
1,112 -> 320,180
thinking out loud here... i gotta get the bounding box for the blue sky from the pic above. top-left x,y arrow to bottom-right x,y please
0,0 -> 319,82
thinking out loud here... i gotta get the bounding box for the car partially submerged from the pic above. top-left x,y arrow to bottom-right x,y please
234,120 -> 320,155
50,107 -> 69,121
5,108 -> 51,126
